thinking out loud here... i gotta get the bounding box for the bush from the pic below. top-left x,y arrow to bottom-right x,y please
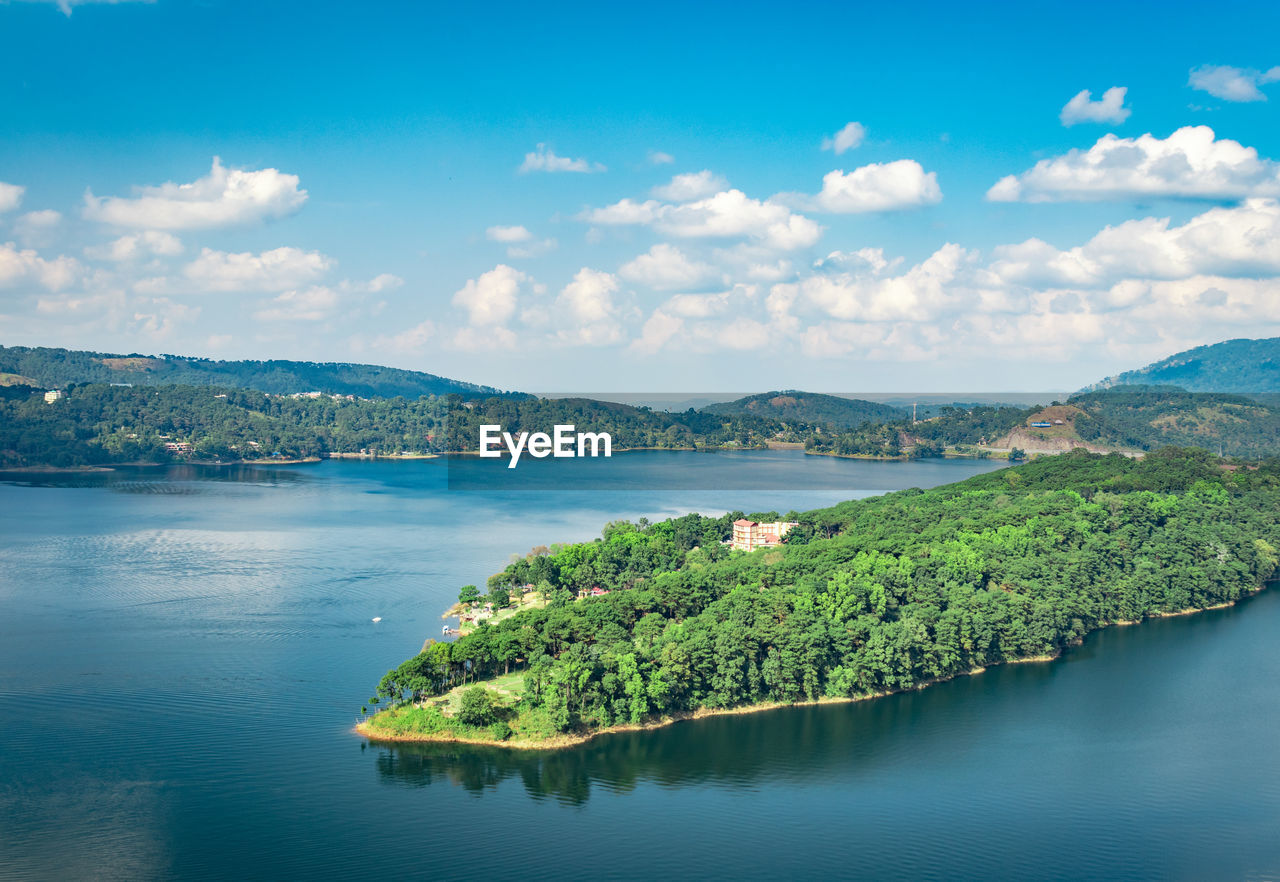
489,720 -> 513,741
457,686 -> 496,726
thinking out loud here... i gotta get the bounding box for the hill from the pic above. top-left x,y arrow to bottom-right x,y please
811,386 -> 1280,459
0,384 -> 791,468
701,391 -> 906,428
0,345 -> 518,399
1086,337 -> 1280,393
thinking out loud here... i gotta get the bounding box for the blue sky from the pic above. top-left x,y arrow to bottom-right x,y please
2,0 -> 1279,391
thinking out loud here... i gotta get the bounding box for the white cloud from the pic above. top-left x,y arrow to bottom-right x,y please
1060,87 -> 1131,126
1188,64 -> 1280,102
487,225 -> 555,257
83,157 -> 307,229
658,190 -> 822,250
630,309 -> 683,354
804,159 -> 942,213
619,243 -> 719,290
821,121 -> 866,154
648,151 -> 675,165
583,188 -> 821,251
506,238 -> 558,259
85,231 -> 183,262
366,273 -> 403,293
486,225 -> 533,243
0,242 -> 80,291
778,242 -> 973,323
987,126 -> 1280,202
253,286 -> 340,322
519,144 -> 605,174
582,198 -> 664,226
0,182 -> 24,214
989,198 -> 1280,286
16,0 -> 154,16
181,246 -> 332,292
661,291 -> 733,318
451,264 -> 529,326
554,268 -> 623,345
652,170 -> 728,202
13,210 -> 62,247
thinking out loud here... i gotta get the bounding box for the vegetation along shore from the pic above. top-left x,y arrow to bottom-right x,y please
358,448 -> 1280,748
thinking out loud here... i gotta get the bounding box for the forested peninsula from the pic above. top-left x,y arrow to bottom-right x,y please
358,449 -> 1280,748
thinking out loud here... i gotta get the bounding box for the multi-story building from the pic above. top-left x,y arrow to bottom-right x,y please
731,519 -> 799,552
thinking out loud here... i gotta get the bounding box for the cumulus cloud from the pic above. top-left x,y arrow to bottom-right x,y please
1060,87 -> 1131,126
0,182 -> 24,214
652,170 -> 728,201
821,121 -> 866,154
366,273 -> 403,293
519,144 -> 605,174
83,157 -> 307,230
486,224 -> 556,257
648,150 -> 675,165
584,188 -> 821,251
0,242 -> 80,291
486,225 -> 533,243
987,126 -> 1280,202
507,238 -> 557,259
660,190 -> 823,249
989,198 -> 1280,286
619,243 -> 719,290
581,198 -> 663,226
180,246 -> 332,292
554,268 -> 623,345
13,210 -> 62,247
621,191 -> 1280,361
778,243 -> 973,323
85,231 -> 183,262
451,264 -> 529,326
802,160 -> 942,213
1188,64 -> 1280,102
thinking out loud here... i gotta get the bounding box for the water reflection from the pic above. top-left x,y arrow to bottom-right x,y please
368,653 -> 1065,805
0,463 -> 315,491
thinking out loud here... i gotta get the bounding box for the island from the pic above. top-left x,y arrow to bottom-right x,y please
357,447 -> 1280,748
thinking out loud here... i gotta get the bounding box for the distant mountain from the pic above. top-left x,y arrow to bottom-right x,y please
0,345 -> 522,399
701,391 -> 907,429
1085,337 -> 1280,393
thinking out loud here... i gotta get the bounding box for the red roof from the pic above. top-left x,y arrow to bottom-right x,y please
733,519 -> 757,526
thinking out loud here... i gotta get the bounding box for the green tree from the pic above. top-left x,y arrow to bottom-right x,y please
457,686 -> 497,726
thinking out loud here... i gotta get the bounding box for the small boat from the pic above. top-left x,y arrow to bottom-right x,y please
442,624 -> 451,634
372,617 -> 382,623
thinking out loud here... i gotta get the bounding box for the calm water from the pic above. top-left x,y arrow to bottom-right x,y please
1,452 -> 1277,881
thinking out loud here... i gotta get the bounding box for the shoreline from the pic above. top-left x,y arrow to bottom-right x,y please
355,585 -> 1269,751
354,662 -> 1041,751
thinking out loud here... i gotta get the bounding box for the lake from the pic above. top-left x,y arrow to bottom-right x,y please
1,452 -> 1277,880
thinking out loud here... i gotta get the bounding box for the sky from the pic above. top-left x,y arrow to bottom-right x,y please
1,0 -> 1279,392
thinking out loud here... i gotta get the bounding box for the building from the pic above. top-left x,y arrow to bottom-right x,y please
43,390 -> 64,403
732,519 -> 799,552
